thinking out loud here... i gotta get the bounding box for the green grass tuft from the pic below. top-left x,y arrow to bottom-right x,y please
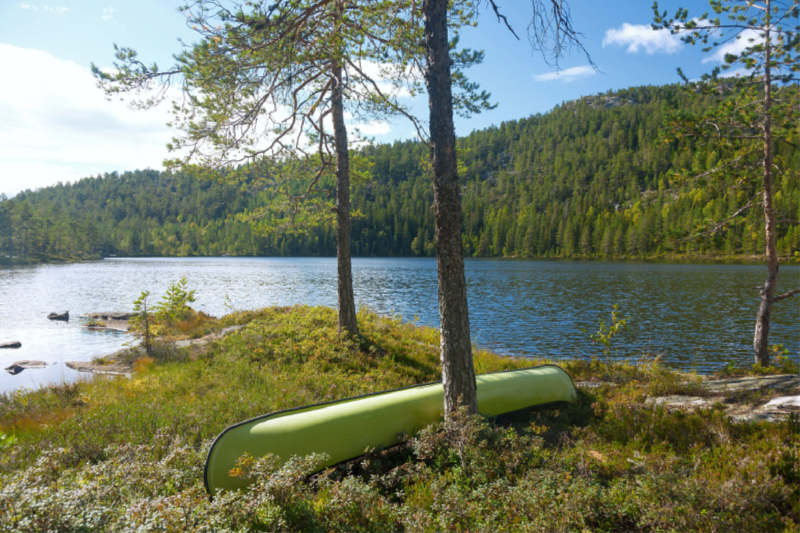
0,305 -> 797,532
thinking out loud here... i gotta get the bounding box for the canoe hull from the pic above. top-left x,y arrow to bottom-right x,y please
205,365 -> 576,495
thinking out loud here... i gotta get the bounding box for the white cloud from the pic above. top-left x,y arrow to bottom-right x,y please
533,65 -> 596,83
603,23 -> 682,54
350,60 -> 416,99
702,29 -> 761,63
0,43 -> 174,197
354,121 -> 392,136
102,6 -> 114,20
20,4 -> 67,14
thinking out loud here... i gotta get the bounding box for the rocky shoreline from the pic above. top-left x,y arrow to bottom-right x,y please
4,310 -> 798,424
83,312 -> 136,332
574,373 -> 800,424
3,311 -> 138,377
55,324 -> 245,377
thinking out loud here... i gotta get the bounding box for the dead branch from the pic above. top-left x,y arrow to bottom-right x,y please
486,0 -> 520,40
527,0 -> 597,70
679,192 -> 763,241
773,289 -> 800,303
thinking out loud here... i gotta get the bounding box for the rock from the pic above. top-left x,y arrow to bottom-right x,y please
646,396 -> 711,409
643,374 -> 800,424
0,341 -> 22,349
83,313 -> 135,332
83,320 -> 131,332
174,324 -> 245,349
47,311 -> 69,321
575,381 -> 616,389
764,396 -> 800,408
103,320 -> 131,332
729,413 -> 781,423
701,374 -> 800,393
65,361 -> 132,376
4,360 -> 47,375
85,312 -> 136,321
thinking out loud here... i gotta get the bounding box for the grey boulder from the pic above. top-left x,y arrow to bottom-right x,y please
5,360 -> 48,375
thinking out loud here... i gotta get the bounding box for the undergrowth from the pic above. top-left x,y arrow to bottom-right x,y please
0,306 -> 797,532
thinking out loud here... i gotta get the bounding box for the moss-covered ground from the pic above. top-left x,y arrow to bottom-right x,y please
0,305 -> 797,532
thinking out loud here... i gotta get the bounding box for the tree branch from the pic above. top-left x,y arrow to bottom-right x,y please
679,192 -> 763,241
773,289 -> 800,303
486,0 -> 520,40
527,0 -> 598,71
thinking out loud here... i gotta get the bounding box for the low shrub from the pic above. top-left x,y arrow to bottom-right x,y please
0,305 -> 797,532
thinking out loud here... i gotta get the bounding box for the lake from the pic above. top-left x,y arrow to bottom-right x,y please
0,257 -> 797,393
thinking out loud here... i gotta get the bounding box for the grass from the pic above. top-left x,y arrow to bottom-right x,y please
0,305 -> 797,532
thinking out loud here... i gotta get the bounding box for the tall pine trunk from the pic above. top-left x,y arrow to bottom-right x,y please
423,0 -> 478,416
331,61 -> 359,337
753,6 -> 778,366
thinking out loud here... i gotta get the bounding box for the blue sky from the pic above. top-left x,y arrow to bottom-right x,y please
0,0 -> 724,197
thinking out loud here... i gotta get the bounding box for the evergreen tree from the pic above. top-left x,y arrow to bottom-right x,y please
653,0 -> 800,364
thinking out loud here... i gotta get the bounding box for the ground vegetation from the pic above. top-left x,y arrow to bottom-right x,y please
0,305 -> 798,531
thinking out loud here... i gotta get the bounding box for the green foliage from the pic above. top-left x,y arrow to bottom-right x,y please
91,0 -> 493,251
716,347 -> 800,378
0,306 -> 797,531
154,277 -> 196,324
0,433 -> 15,452
652,0 -> 800,244
3,84 -> 798,262
585,304 -> 629,365
132,290 -> 153,356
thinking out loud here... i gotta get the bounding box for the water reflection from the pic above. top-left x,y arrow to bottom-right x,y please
0,257 -> 797,392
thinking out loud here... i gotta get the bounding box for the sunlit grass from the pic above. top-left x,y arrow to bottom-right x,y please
0,305 -> 797,532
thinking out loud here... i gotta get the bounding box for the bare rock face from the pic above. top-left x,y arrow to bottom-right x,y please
83,312 -> 134,332
0,341 -> 22,349
764,396 -> 800,408
702,374 -> 800,393
47,311 -> 69,321
173,325 -> 245,349
4,360 -> 48,375
85,312 -> 136,321
65,361 -> 132,376
645,374 -> 800,423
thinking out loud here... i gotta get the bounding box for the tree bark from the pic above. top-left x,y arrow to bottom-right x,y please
423,0 -> 478,416
331,61 -> 359,337
753,4 -> 778,366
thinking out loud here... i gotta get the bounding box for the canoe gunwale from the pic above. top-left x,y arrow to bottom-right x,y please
203,364 -> 576,495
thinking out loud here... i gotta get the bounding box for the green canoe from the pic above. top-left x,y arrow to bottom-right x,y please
204,365 -> 577,495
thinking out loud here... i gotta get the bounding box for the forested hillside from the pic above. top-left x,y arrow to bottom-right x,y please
1,83 -> 798,262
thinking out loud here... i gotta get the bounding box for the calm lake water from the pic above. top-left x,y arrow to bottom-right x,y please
0,257 -> 798,392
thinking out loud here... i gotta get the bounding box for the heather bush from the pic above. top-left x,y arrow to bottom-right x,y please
0,306 -> 797,532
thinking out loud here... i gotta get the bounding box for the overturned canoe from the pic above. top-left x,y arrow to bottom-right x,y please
205,365 -> 577,495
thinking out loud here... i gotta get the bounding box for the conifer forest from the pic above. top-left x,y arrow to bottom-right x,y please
2,84 -> 798,263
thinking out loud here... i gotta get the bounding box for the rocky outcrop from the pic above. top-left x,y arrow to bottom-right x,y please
85,312 -> 136,321
65,361 -> 132,376
173,325 -> 244,349
765,395 -> 800,408
66,324 -> 245,376
83,312 -> 135,332
47,311 -> 69,321
5,360 -> 48,375
0,341 -> 22,349
701,374 -> 800,393
646,374 -> 800,423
